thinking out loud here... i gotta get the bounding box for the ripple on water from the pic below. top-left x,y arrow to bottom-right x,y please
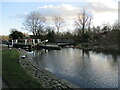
27,48 -> 119,88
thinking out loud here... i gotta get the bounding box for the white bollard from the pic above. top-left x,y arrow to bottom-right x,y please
12,40 -> 14,47
15,39 -> 18,44
39,39 -> 41,44
25,39 -> 27,45
37,39 -> 40,44
33,39 -> 35,45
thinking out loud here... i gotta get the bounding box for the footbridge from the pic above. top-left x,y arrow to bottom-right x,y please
56,39 -> 76,47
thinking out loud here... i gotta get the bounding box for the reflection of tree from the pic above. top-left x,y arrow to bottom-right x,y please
112,54 -> 117,62
85,50 -> 90,59
33,49 -> 51,66
34,49 -> 50,59
82,49 -> 85,57
33,50 -> 38,60
33,50 -> 42,65
82,49 -> 90,59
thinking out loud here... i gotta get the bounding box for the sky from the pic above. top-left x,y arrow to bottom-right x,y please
0,0 -> 119,35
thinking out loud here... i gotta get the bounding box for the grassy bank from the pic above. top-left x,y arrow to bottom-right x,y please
2,46 -> 42,88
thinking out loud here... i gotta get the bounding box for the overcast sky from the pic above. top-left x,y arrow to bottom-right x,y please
0,0 -> 119,35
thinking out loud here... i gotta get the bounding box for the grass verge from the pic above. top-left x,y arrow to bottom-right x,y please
2,46 -> 42,88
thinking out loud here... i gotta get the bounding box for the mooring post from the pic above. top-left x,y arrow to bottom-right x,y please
37,39 -> 40,44
45,40 -> 48,47
33,39 -> 35,45
15,39 -> 18,44
25,39 -> 27,45
12,40 -> 14,47
45,40 -> 48,52
8,44 -> 9,48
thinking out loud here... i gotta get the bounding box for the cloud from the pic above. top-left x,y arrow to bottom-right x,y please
86,2 -> 117,13
1,0 -> 86,2
15,0 -> 118,19
83,0 -> 118,26
15,12 -> 29,18
36,4 -> 80,31
86,0 -> 118,13
37,4 -> 79,18
10,12 -> 29,18
15,1 -> 118,29
93,12 -> 118,26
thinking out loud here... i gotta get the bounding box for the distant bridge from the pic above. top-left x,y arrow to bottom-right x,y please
57,43 -> 76,47
56,39 -> 76,47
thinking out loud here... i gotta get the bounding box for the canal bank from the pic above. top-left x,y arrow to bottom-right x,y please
19,49 -> 80,89
76,43 -> 120,55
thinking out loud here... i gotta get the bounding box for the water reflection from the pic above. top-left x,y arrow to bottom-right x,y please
82,49 -> 90,59
27,48 -> 119,88
112,54 -> 118,62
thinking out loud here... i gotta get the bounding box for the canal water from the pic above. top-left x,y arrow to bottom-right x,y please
27,48 -> 119,88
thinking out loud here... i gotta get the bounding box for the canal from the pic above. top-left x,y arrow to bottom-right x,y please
27,48 -> 119,88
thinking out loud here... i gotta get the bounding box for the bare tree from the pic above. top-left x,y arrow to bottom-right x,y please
87,16 -> 92,32
75,10 -> 93,34
23,11 -> 46,37
52,16 -> 64,35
